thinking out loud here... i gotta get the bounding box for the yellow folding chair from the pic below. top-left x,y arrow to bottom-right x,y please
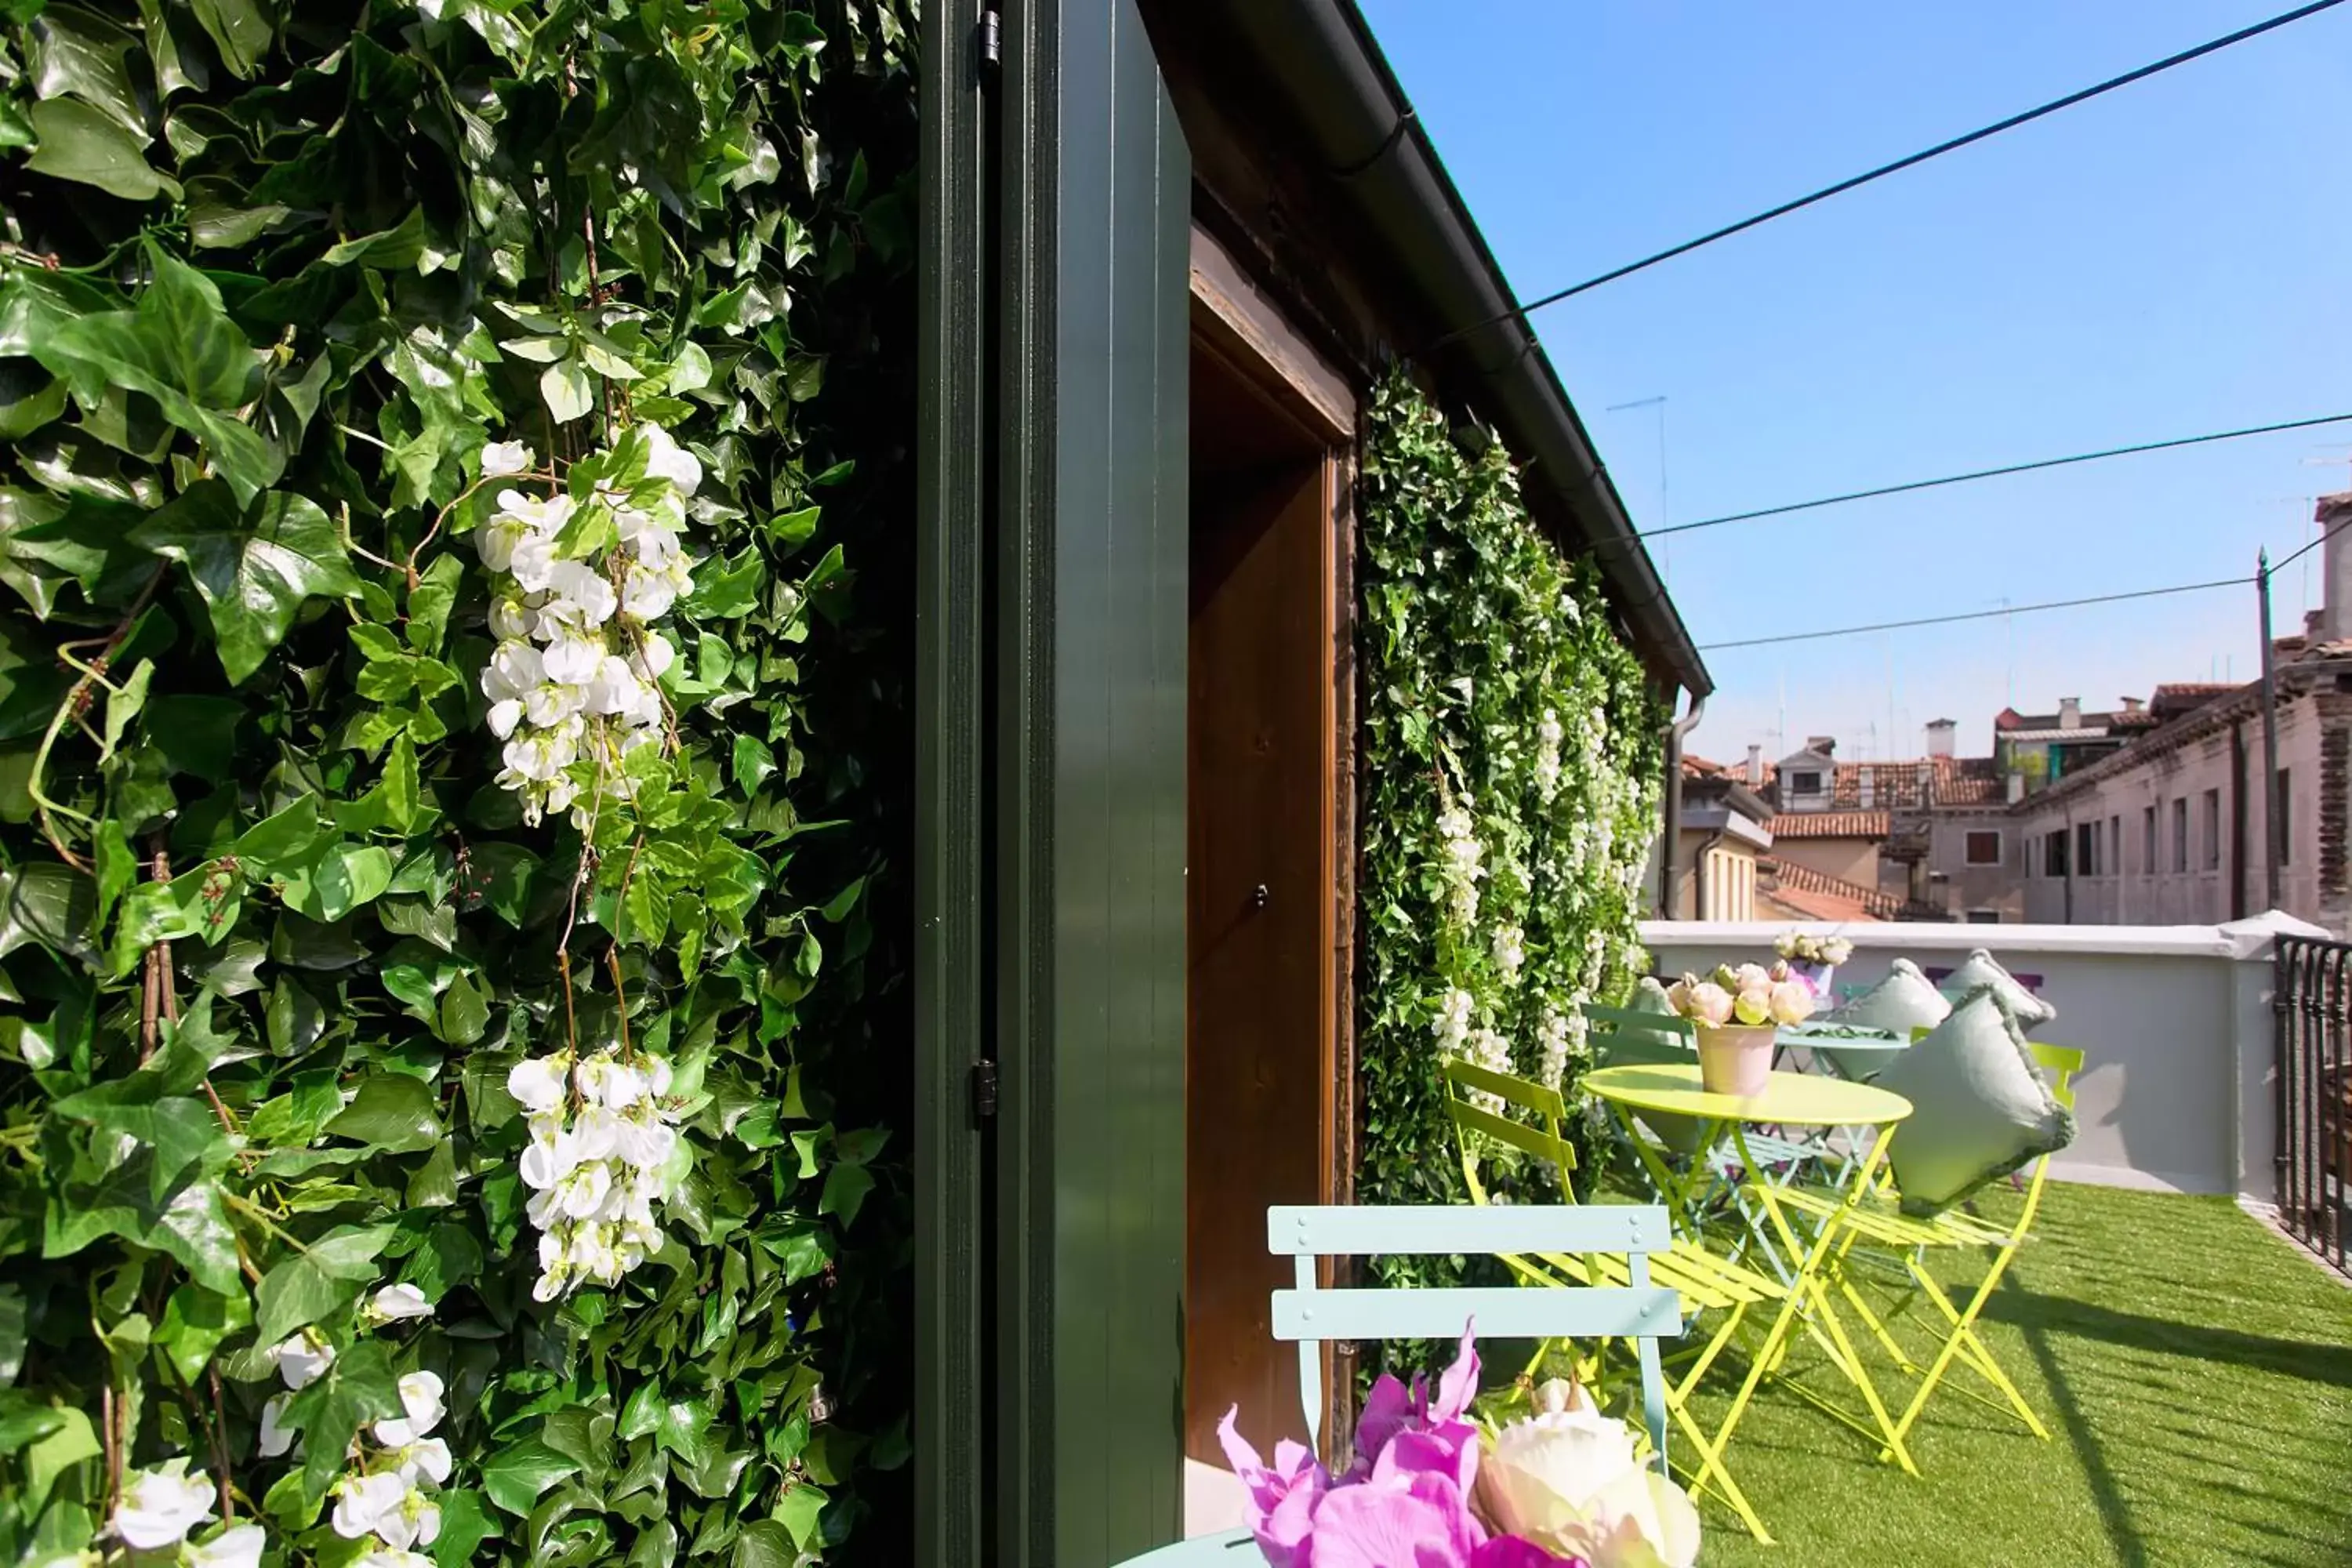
1762,1041 -> 2084,1455
1439,1057 -> 1787,1543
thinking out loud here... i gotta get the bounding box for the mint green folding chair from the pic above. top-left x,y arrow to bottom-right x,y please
1108,1203 -> 1682,1566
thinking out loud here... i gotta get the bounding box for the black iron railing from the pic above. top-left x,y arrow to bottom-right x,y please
2274,936 -> 2352,1275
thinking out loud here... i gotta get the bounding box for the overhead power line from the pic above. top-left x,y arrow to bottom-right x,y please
1699,577 -> 2248,652
1436,0 -> 2348,347
2271,503 -> 2352,572
1635,412 -> 2352,542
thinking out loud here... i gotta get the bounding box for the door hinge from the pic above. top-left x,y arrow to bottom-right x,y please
971,1058 -> 999,1121
978,9 -> 1002,76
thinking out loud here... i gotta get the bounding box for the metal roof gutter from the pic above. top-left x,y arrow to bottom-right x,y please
1202,0 -> 1712,696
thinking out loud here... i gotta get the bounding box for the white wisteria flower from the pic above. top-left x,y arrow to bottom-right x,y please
257,1393 -> 296,1458
1491,924 -> 1526,980
272,1334 -> 333,1390
366,1283 -> 434,1323
185,1525 -> 266,1568
472,426 -> 694,825
332,1472 -> 409,1542
357,1552 -> 437,1568
481,439 -> 535,477
394,1437 -> 453,1488
1430,986 -> 1475,1054
114,1463 -> 214,1550
372,1371 -> 446,1448
510,1044 -> 687,1299
371,1487 -> 442,1552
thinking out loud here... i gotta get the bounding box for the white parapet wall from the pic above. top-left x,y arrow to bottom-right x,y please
1638,913 -> 2330,1203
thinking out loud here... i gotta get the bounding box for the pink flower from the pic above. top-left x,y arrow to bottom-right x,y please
1683,982 -> 1734,1027
1219,1410 -> 1331,1566
1767,980 -> 1815,1026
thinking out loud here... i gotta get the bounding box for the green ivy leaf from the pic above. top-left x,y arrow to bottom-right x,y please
323,1074 -> 442,1153
35,253 -> 274,499
129,485 -> 361,681
430,1489 -> 499,1568
28,4 -> 146,135
187,0 -> 271,78
540,357 -> 593,424
481,1437 -> 581,1517
284,1336 -> 401,1503
252,1222 -> 397,1346
154,1279 -> 251,1382
23,97 -> 180,201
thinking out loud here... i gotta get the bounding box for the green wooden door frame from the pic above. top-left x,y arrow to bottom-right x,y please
914,2 -> 989,1566
920,2 -> 1192,1563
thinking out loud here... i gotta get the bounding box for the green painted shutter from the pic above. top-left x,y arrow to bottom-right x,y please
998,1 -> 1192,1562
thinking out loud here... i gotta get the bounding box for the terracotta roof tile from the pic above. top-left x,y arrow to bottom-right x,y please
1759,859 -> 1897,920
1765,811 -> 1889,839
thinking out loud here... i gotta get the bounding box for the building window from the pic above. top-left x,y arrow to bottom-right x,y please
1964,829 -> 2002,866
2278,769 -> 2292,866
2143,805 -> 2157,873
2075,821 -> 2097,877
1788,770 -> 1821,796
2045,828 -> 2070,878
2172,797 -> 2189,873
2203,788 -> 2222,871
2108,815 -> 2121,877
1965,909 -> 2002,924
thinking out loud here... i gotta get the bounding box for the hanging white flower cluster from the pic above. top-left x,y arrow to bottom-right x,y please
1430,985 -> 1475,1055
325,1370 -> 453,1568
507,1046 -> 683,1301
474,424 -> 700,826
113,1461 -> 261,1568
1534,1009 -> 1581,1093
1436,795 -> 1485,927
1490,923 -> 1526,982
1534,709 -> 1563,800
1464,1026 -> 1514,1112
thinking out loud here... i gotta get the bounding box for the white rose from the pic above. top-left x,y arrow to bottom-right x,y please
372,1370 -> 446,1447
1474,1407 -> 1701,1568
114,1465 -> 214,1550
481,439 -> 535,477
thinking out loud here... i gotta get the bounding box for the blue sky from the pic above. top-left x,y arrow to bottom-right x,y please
1356,0 -> 2352,766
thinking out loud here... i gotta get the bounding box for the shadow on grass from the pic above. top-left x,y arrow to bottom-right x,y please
1980,1283 -> 2352,1390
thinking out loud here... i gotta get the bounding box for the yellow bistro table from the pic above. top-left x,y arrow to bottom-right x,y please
1582,1063 -> 1922,1499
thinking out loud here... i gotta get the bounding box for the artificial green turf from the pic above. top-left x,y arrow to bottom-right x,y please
1682,1183 -> 2352,1568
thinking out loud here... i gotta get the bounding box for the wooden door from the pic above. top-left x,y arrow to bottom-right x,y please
1185,339 -> 1337,1462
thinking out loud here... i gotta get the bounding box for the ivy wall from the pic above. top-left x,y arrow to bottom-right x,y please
1355,368 -> 1664,1301
0,4 -> 916,1567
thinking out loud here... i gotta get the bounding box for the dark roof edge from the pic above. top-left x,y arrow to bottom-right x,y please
1210,0 -> 1711,696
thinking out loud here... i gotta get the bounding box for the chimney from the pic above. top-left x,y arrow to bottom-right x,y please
2321,492 -> 2352,644
1806,735 -> 1836,756
2058,697 -> 2081,731
1924,718 -> 1956,759
2007,770 -> 2026,804
1744,744 -> 1764,786
1857,765 -> 1875,808
2118,696 -> 2144,716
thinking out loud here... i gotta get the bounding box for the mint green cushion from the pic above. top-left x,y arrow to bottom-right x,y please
1872,987 -> 2074,1215
1593,980 -> 1708,1155
1937,948 -> 2056,1026
1820,960 -> 1950,1079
